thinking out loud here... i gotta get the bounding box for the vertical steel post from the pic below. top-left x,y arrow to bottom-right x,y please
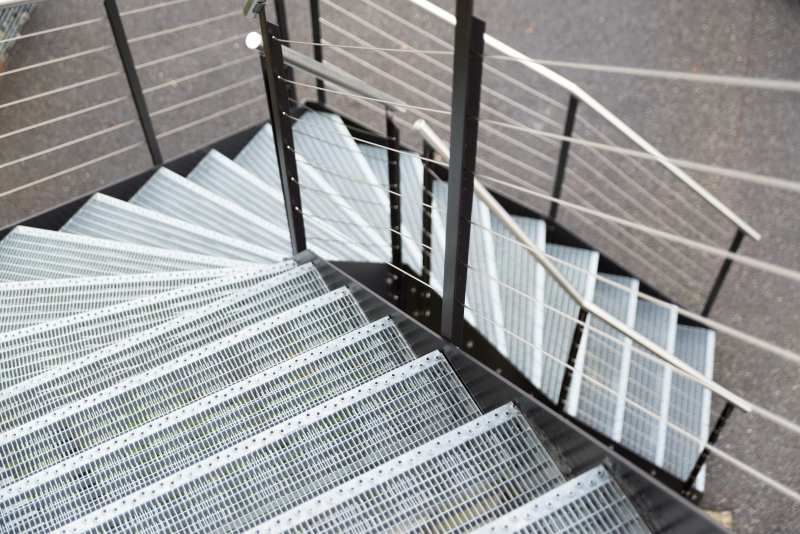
557,308 -> 588,413
702,229 -> 745,317
549,95 -> 579,221
440,2 -> 485,346
387,112 -> 403,304
259,12 -> 306,254
683,402 -> 735,495
421,141 -> 435,286
309,0 -> 325,103
104,0 -> 162,164
273,0 -> 297,103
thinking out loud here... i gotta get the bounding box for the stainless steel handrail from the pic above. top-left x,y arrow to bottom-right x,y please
413,119 -> 752,413
245,32 -> 407,113
406,0 -> 761,242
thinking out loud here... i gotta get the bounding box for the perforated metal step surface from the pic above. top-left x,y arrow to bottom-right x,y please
1,319 -> 429,534
0,268 -> 278,334
0,227 -> 254,282
471,465 -> 650,534
0,265 -> 288,392
246,403 -> 565,534
0,286 -> 366,489
188,150 -> 370,263
61,193 -> 284,264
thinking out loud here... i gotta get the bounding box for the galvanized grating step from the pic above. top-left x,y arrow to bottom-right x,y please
0,263 -> 326,436
491,215 -> 547,389
0,265 -> 289,392
622,299 -> 678,468
666,325 -> 714,490
0,268 -> 279,334
540,243 -> 600,403
567,274 -> 639,439
0,286 -> 366,487
187,150 -> 369,262
61,193 -> 283,264
0,227 -> 254,282
1,318 -> 431,534
130,167 -> 293,256
49,353 -> 481,534
470,465 -> 650,534
245,403 -> 565,534
233,125 -> 389,261
357,143 -> 425,276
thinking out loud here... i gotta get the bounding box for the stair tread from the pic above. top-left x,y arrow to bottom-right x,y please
0,265 -> 285,393
0,226 -> 254,282
61,193 -> 283,263
130,166 -> 293,255
471,465 -> 650,534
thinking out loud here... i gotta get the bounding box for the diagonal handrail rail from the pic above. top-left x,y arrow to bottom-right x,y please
413,119 -> 752,413
405,0 -> 761,242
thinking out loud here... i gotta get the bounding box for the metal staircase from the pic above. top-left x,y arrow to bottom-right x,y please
0,104 -> 729,533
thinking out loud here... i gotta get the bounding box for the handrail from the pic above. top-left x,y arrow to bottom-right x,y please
405,0 -> 761,242
413,119 -> 752,413
245,32 -> 407,113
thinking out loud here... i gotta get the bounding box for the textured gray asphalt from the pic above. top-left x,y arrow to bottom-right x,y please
1,0 -> 799,532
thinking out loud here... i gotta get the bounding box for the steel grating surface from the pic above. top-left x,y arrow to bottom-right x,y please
233,125 -> 383,261
621,300 -> 678,467
0,267 -> 282,334
2,319 -> 429,534
0,227 -> 254,282
540,244 -> 599,404
665,325 -> 714,488
245,403 -> 565,534
292,112 -> 392,262
130,168 -> 292,256
0,264 -> 328,437
358,143 -> 425,275
0,266 -> 287,391
44,353 -> 481,534
0,287 -> 366,487
60,194 -> 283,264
568,275 -> 639,439
491,215 -> 547,388
471,465 -> 650,534
187,150 -> 368,263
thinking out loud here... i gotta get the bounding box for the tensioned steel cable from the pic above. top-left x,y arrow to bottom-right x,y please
150,76 -> 262,116
0,17 -> 103,44
156,96 -> 263,139
289,98 -> 396,140
296,180 -> 444,256
0,120 -> 136,171
275,38 -> 452,54
0,45 -> 113,77
127,11 -> 240,43
119,0 -> 196,16
0,96 -> 129,140
477,118 -> 800,194
469,215 -> 800,370
287,146 -> 446,213
482,55 -> 800,93
0,72 -> 122,110
136,33 -> 249,69
0,142 -> 144,199
143,56 -> 257,93
475,171 -> 800,284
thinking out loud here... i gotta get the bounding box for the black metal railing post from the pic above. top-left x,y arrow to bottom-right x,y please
273,0 -> 297,103
387,112 -> 402,304
421,141 -> 434,286
104,0 -> 162,164
440,1 -> 485,347
557,308 -> 588,413
548,95 -> 579,221
258,10 -> 306,254
682,402 -> 735,496
308,0 -> 325,103
702,229 -> 745,317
